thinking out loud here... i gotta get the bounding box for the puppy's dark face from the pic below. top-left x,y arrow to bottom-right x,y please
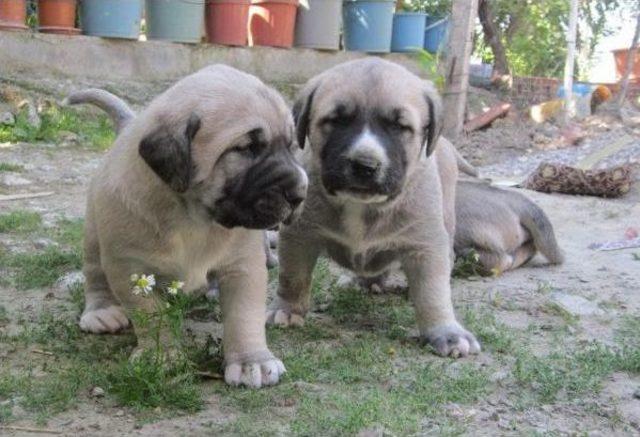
203,128 -> 307,229
316,102 -> 411,203
139,115 -> 308,230
294,58 -> 442,205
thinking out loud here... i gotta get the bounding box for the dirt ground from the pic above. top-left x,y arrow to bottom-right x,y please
1,78 -> 639,436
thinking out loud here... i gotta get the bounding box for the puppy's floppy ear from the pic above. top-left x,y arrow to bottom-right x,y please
139,113 -> 201,192
422,81 -> 444,157
292,86 -> 317,149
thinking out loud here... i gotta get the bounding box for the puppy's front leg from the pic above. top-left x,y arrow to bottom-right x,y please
218,253 -> 285,389
267,232 -> 321,327
403,242 -> 481,358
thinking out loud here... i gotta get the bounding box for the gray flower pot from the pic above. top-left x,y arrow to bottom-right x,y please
294,0 -> 342,50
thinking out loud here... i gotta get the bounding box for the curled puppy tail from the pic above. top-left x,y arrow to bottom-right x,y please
63,89 -> 135,134
454,149 -> 478,177
518,199 -> 564,264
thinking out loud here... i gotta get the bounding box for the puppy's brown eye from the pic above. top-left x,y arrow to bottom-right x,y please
249,141 -> 266,156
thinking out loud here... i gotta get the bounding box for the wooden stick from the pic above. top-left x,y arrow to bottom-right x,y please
464,102 -> 511,132
0,192 -> 55,202
0,425 -> 62,435
32,349 -> 55,356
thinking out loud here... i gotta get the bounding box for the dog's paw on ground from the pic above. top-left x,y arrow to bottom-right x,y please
266,308 -> 305,327
424,323 -> 481,358
224,357 -> 286,388
79,305 -> 130,333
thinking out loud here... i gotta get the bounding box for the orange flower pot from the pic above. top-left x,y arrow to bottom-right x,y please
38,0 -> 80,35
206,0 -> 251,46
249,0 -> 298,48
0,0 -> 28,31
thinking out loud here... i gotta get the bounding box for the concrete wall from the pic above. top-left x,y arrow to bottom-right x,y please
0,31 -> 422,85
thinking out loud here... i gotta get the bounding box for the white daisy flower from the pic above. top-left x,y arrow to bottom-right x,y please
130,273 -> 156,295
166,280 -> 185,296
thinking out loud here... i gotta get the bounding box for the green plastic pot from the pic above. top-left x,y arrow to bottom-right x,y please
145,0 -> 205,43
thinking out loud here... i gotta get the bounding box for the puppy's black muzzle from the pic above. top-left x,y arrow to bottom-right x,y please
213,151 -> 307,229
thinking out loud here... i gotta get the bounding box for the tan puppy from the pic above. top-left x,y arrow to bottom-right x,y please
455,180 -> 564,274
267,58 -> 480,358
68,65 -> 308,388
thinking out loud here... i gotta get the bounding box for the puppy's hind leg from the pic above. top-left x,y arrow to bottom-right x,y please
79,213 -> 129,334
267,232 -> 321,328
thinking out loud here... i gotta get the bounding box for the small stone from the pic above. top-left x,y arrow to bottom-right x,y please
0,173 -> 32,186
57,270 -> 85,290
633,388 -> 640,400
90,386 -> 105,398
550,292 -> 604,317
489,370 -> 509,382
114,409 -> 125,417
18,99 -> 41,129
33,238 -> 58,250
0,111 -> 15,126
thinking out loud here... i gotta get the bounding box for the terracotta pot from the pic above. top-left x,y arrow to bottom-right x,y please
249,0 -> 298,48
38,0 -> 80,34
206,0 -> 250,46
0,0 -> 28,31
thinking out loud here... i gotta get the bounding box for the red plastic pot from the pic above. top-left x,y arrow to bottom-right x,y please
0,0 -> 27,31
249,0 -> 298,48
206,0 -> 250,46
38,0 -> 80,35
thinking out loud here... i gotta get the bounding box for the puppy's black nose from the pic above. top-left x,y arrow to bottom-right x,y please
285,192 -> 305,208
350,155 -> 381,179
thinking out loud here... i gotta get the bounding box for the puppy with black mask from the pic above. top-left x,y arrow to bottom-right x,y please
267,58 -> 481,358
66,65 -> 308,388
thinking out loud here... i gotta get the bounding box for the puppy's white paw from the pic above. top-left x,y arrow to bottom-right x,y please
424,323 -> 481,358
79,305 -> 129,334
266,309 -> 305,327
225,356 -> 286,388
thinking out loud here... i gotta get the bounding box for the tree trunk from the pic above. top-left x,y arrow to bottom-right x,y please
616,12 -> 640,109
563,0 -> 579,124
478,0 -> 510,84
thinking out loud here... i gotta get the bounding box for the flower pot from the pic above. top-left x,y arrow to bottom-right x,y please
38,0 -> 80,34
145,0 -> 205,44
249,0 -> 299,48
391,12 -> 425,53
423,16 -> 449,54
80,0 -> 143,39
294,0 -> 342,50
0,0 -> 28,31
343,0 -> 394,53
205,0 -> 250,46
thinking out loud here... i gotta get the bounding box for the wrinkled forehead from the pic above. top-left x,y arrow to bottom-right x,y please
313,67 -> 427,123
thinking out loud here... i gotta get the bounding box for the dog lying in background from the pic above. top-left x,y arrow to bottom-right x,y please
65,65 -> 308,388
455,179 -> 564,274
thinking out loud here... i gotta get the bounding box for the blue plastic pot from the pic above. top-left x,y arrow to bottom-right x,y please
391,12 -> 426,53
81,0 -> 143,39
557,83 -> 593,98
145,0 -> 205,44
423,16 -> 449,53
343,0 -> 395,53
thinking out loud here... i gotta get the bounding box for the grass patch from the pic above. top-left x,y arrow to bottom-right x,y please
615,316 -> 640,348
101,350 -> 202,413
452,249 -> 485,278
513,343 -> 640,403
0,210 -> 42,234
0,363 -> 93,424
49,217 -> 84,250
0,162 -> 24,172
463,309 -> 513,353
0,105 -> 115,150
4,246 -> 82,289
